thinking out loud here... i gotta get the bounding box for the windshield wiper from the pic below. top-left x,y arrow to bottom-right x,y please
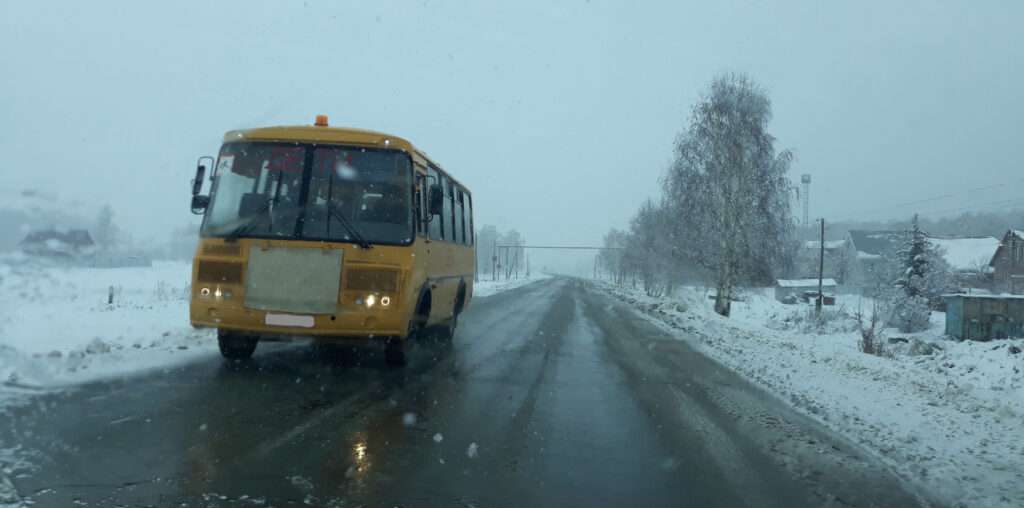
224,199 -> 274,241
327,203 -> 372,249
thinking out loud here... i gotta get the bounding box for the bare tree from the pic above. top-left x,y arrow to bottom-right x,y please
598,229 -> 630,285
476,225 -> 500,277
663,73 -> 795,316
855,299 -> 889,357
628,200 -> 678,296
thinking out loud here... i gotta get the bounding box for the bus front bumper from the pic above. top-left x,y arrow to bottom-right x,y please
190,302 -> 407,340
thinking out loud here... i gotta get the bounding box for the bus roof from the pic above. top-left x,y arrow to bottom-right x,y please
223,124 -> 417,152
222,119 -> 467,191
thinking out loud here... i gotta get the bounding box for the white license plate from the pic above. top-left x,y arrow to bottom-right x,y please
265,313 -> 315,328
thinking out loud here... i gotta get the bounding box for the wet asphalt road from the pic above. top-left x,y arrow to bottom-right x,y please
3,277 -> 932,507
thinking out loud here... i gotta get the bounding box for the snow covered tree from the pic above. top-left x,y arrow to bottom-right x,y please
92,204 -> 119,250
628,200 -> 677,296
662,73 -> 796,316
476,225 -> 499,277
598,229 -> 630,285
888,215 -> 953,332
497,229 -> 525,278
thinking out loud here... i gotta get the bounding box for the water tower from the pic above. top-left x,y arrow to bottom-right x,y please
800,174 -> 811,230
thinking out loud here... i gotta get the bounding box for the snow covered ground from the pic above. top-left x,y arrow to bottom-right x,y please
473,272 -> 551,297
0,260 -> 214,397
598,281 -> 1024,507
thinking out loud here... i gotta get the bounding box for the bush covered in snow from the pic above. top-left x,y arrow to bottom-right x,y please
767,305 -> 860,335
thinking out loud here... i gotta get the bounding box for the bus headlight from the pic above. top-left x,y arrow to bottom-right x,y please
380,296 -> 391,307
366,294 -> 377,308
201,286 -> 232,301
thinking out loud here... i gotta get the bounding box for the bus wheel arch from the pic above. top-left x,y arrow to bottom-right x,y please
412,287 -> 432,331
454,281 -> 467,317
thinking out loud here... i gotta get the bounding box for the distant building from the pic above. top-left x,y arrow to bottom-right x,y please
797,239 -> 848,283
929,235 -> 1000,290
944,293 -> 1024,340
989,229 -> 1024,294
844,230 -> 904,291
18,229 -> 95,257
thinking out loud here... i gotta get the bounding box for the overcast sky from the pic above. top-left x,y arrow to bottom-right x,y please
2,0 -> 1022,271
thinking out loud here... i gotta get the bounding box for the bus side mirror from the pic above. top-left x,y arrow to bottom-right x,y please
191,195 -> 210,214
191,164 -> 206,196
190,158 -> 212,215
428,184 -> 444,216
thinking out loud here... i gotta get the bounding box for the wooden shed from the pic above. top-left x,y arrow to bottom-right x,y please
775,278 -> 837,303
943,294 -> 1024,340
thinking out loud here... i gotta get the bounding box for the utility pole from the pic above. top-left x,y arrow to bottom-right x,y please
492,238 -> 497,282
816,218 -> 825,315
499,246 -> 507,282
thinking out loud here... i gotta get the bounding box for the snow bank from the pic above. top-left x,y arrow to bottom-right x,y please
0,261 -> 216,398
473,272 -> 551,297
599,282 -> 1024,508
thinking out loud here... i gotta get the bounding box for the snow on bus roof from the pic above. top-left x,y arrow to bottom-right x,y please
776,278 -> 837,287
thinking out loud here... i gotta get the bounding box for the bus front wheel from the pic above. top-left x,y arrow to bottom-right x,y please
218,330 -> 258,360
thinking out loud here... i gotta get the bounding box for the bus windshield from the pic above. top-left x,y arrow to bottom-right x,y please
201,142 -> 413,245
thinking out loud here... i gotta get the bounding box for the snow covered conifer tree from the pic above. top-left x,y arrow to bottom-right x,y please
888,215 -> 952,332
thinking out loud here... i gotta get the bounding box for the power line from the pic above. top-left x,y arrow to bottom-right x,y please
916,197 -> 1024,217
839,177 -> 1024,219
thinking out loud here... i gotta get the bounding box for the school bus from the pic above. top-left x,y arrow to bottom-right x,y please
188,115 -> 475,365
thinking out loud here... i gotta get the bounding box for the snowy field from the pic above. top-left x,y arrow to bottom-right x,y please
598,281 -> 1024,507
0,260 -> 547,404
0,260 -> 214,396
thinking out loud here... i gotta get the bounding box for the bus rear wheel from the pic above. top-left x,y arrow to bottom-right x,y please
218,330 -> 258,360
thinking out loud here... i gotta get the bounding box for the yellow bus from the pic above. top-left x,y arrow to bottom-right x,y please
188,115 -> 475,365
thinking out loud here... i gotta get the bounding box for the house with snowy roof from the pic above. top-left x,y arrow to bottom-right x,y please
928,235 -> 1001,289
845,230 -> 1003,292
989,229 -> 1024,294
843,230 -> 904,291
796,239 -> 849,283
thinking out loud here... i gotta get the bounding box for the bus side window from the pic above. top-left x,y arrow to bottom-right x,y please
441,175 -> 454,242
456,189 -> 466,245
448,181 -> 457,243
428,167 -> 443,241
414,173 -> 425,235
467,193 -> 474,245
